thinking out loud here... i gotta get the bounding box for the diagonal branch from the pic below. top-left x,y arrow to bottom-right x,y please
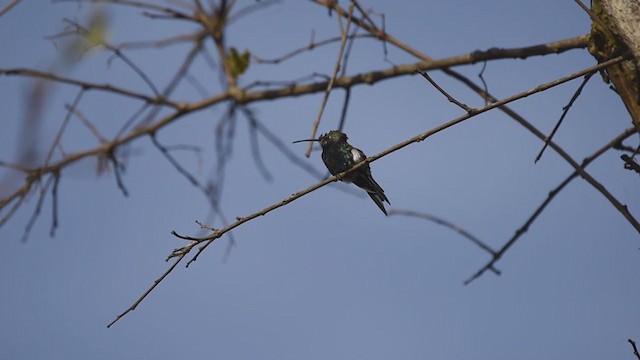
416,70 -> 472,112
465,126 -> 639,285
0,0 -> 23,17
175,56 -> 633,249
106,55 -> 629,328
535,72 -> 594,163
630,338 -> 640,360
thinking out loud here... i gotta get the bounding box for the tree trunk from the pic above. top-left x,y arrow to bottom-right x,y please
590,0 -> 640,128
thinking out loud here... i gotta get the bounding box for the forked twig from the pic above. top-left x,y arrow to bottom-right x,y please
465,127 -> 639,285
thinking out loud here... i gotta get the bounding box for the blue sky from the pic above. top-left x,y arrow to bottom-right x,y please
1,1 -> 638,359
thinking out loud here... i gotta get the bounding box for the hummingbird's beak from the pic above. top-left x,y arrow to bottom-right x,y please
292,139 -> 319,143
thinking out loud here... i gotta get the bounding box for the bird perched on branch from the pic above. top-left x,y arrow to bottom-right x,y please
294,130 -> 390,215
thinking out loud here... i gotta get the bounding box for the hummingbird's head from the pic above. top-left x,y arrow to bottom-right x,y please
318,130 -> 347,148
293,130 -> 347,149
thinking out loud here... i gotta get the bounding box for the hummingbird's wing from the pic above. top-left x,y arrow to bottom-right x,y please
350,147 -> 390,215
353,170 -> 390,204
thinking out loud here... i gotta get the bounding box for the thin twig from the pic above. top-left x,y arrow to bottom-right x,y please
54,0 -> 196,22
62,18 -> 162,97
49,172 -> 61,237
535,73 -> 594,163
0,68 -> 178,107
116,31 -> 203,50
21,175 -> 55,242
388,209 -> 498,259
337,88 -> 351,132
416,70 -> 472,112
0,0 -> 23,17
350,0 -> 377,30
107,252 -> 188,328
66,104 -> 108,144
243,109 -> 325,179
0,160 -> 31,172
110,154 -> 129,197
574,0 -> 609,33
44,89 -> 85,167
246,110 -> 273,181
151,135 -> 199,186
150,133 -> 236,265
304,4 -> 354,157
117,35 -> 205,136
208,1 -> 237,90
252,34 -> 372,65
185,206 -> 236,266
477,61 -> 489,106
630,339 -> 640,360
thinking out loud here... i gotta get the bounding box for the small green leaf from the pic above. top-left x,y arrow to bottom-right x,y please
227,47 -> 251,78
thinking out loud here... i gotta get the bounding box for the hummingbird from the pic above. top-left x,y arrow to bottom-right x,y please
294,130 -> 390,215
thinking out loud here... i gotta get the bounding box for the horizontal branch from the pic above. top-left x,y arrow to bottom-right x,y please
3,34 -> 590,215
239,36 -> 588,102
0,68 -> 181,108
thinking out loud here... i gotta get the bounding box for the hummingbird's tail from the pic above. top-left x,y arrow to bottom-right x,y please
354,176 -> 390,215
366,191 -> 389,215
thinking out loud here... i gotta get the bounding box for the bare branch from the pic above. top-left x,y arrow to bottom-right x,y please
21,175 -> 55,242
107,252 -> 188,328
630,338 -> 640,360
107,56 -> 630,326
110,154 -> 129,197
465,127 -> 639,285
116,31 -> 204,50
0,0 -> 23,17
53,0 -> 197,22
388,209 -> 498,259
0,68 -> 180,107
66,104 -> 108,144
50,172 -> 61,238
45,89 -> 85,167
0,46 -> 628,241
535,73 -> 594,163
252,34 -> 372,65
245,109 -> 273,181
415,70 -> 472,112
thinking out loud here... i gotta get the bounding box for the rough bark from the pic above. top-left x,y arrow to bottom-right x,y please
590,0 -> 640,128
